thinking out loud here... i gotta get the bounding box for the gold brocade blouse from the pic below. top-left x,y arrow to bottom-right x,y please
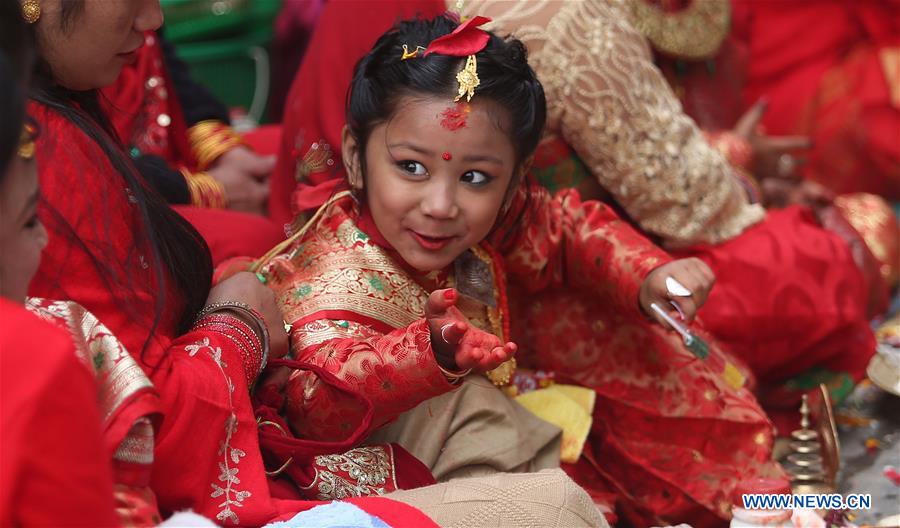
456,0 -> 765,247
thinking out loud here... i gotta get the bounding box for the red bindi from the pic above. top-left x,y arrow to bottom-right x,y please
442,152 -> 452,161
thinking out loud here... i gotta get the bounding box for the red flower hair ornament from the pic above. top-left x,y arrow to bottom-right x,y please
404,15 -> 492,102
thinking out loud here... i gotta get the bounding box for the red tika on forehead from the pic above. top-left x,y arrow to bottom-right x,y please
439,102 -> 471,131
423,16 -> 491,57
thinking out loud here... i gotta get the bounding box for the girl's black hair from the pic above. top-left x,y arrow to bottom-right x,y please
3,0 -> 212,354
345,14 -> 546,242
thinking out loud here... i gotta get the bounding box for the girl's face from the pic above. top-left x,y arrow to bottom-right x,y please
34,0 -> 163,90
0,131 -> 47,303
343,96 -> 518,272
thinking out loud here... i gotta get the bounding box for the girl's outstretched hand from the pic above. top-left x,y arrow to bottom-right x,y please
425,288 -> 517,373
639,258 -> 715,327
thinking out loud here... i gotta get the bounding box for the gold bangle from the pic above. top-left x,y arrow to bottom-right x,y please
184,170 -> 227,209
194,136 -> 241,170
188,120 -> 247,171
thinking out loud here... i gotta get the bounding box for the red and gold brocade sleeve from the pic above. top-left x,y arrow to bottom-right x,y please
501,186 -> 672,318
280,318 -> 456,442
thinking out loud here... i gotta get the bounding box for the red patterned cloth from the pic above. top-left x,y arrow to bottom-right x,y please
259,185 -> 784,527
26,297 -> 163,527
734,0 -> 900,199
28,101 -> 437,527
532,137 -> 879,436
0,299 -> 120,527
506,188 -> 785,528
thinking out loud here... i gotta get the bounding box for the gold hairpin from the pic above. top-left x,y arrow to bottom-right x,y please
17,124 -> 36,160
454,54 -> 480,102
401,44 -> 427,61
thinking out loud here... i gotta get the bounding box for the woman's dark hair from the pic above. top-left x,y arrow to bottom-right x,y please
3,0 -> 212,354
346,14 -> 546,242
0,0 -> 32,180
0,53 -> 25,181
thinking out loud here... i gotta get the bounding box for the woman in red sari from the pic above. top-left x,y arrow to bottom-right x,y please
0,32 -> 120,526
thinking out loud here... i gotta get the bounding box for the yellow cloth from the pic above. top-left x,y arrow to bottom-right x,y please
515,384 -> 595,463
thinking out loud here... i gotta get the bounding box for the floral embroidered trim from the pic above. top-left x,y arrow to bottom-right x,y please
185,337 -> 251,525
310,445 -> 397,500
25,298 -> 154,423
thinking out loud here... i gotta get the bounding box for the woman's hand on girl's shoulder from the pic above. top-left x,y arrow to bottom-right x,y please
425,288 -> 517,374
206,271 -> 289,359
639,258 -> 715,326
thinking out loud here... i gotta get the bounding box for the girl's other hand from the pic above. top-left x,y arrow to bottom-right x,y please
639,258 -> 715,326
425,288 -> 517,373
206,271 -> 289,359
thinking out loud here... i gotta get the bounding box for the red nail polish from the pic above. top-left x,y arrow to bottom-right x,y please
443,289 -> 457,300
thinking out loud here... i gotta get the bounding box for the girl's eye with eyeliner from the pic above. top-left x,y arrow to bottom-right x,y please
461,170 -> 491,186
398,160 -> 428,176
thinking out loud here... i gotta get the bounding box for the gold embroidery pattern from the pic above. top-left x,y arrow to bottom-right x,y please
114,418 -> 155,465
275,217 -> 428,331
294,140 -> 335,182
311,445 -> 397,500
25,298 -> 154,424
291,319 -> 381,351
626,0 -> 730,60
185,338 -> 251,525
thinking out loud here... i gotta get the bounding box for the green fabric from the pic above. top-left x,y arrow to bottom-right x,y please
784,367 -> 856,405
161,0 -> 281,43
532,154 -> 591,194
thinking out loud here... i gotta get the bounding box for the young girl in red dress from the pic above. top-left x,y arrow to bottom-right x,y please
260,13 -> 784,527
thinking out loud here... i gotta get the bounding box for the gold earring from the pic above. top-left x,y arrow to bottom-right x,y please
21,0 -> 41,24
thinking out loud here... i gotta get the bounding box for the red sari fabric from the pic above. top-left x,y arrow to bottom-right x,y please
26,297 -> 163,526
533,138 -> 878,435
100,31 -> 285,264
0,299 -> 120,527
733,0 -> 900,198
27,102 -> 437,527
676,207 -> 875,434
